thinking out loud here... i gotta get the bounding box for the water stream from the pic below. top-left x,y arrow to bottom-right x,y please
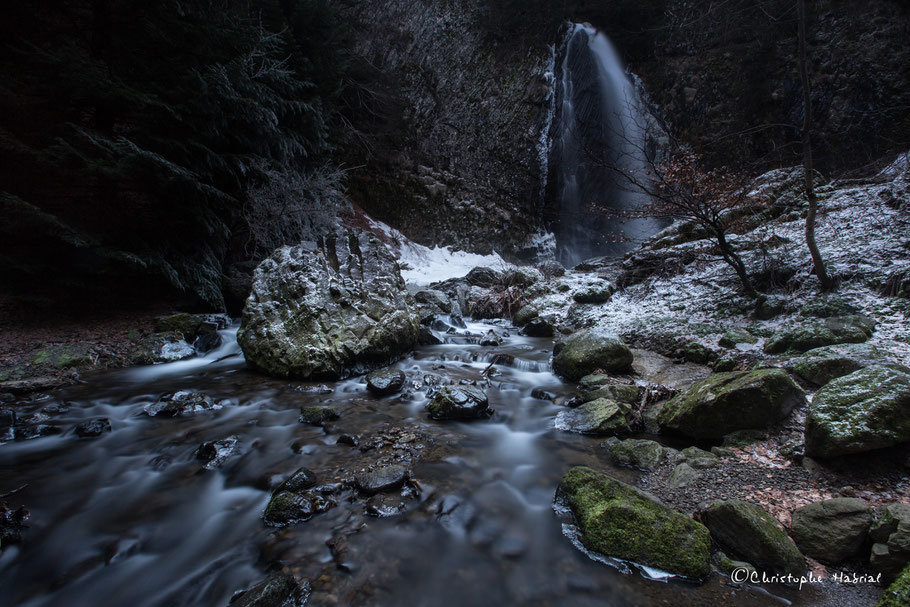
1,320 -> 822,606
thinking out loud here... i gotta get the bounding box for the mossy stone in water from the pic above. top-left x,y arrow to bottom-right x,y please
263,491 -> 315,526
657,369 -> 804,440
298,406 -> 339,426
557,466 -> 711,580
700,499 -> 807,577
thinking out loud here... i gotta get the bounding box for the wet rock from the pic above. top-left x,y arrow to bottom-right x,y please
521,317 -> 554,338
336,434 -> 359,447
437,494 -> 476,532
805,365 -> 910,457
668,463 -> 699,489
557,466 -> 711,580
263,491 -> 315,526
75,418 -> 111,438
465,266 -> 502,287
132,333 -> 196,365
144,391 -> 220,417
554,398 -> 632,435
427,385 -> 492,420
0,376 -> 71,395
298,406 -> 339,426
197,435 -> 239,470
417,326 -> 442,346
230,572 -> 307,607
869,503 -> 910,583
154,312 -> 226,337
366,368 -> 406,396
365,494 -> 403,517
791,343 -> 890,386
479,330 -> 500,347
718,328 -> 757,349
530,388 -> 555,401
1,501 -> 29,548
355,464 -> 408,495
237,228 -> 420,380
276,467 -> 317,493
879,562 -> 910,606
699,500 -> 807,577
572,282 -> 614,304
193,325 -> 222,354
763,315 -> 874,354
606,438 -> 670,471
414,289 -> 452,313
513,305 -> 539,327
657,369 -> 804,440
791,498 -> 873,564
552,328 -> 633,381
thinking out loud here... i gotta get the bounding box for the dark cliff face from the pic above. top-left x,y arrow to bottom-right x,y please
340,0 -> 556,258
619,0 -> 910,174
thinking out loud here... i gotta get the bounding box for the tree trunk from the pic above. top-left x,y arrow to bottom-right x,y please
716,229 -> 759,299
798,0 -> 834,291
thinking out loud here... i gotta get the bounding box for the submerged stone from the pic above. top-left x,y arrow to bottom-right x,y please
557,466 -> 711,580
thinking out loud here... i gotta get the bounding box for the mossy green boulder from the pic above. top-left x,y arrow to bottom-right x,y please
557,466 -> 711,580
764,315 -> 875,354
700,499 -> 807,577
555,398 -> 633,435
719,328 -> 757,349
238,228 -> 420,380
879,563 -> 910,607
791,343 -> 888,386
657,369 -> 804,440
804,365 -> 910,457
870,504 -> 910,583
606,438 -> 670,471
552,328 -> 633,381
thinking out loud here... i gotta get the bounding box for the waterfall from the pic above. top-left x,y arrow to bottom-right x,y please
550,23 -> 664,268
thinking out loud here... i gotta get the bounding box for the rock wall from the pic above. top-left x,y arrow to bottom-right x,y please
342,0 -> 556,258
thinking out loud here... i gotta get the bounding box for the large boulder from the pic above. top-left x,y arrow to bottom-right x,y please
657,369 -> 804,440
870,504 -> 910,583
552,328 -> 633,381
700,500 -> 807,577
791,342 -> 890,386
556,466 -> 711,580
804,365 -> 910,457
555,399 -> 633,435
790,498 -> 873,564
237,229 -> 420,380
763,315 -> 874,354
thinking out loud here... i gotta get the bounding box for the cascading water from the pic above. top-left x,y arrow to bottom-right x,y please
550,23 -> 664,267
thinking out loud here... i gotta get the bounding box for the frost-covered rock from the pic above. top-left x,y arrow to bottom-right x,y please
657,369 -> 804,440
791,342 -> 890,386
557,466 -> 711,579
237,228 -> 420,380
763,315 -> 874,354
805,365 -> 910,457
552,328 -> 633,381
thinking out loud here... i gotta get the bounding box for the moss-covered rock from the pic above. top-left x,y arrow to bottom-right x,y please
31,343 -> 92,369
879,563 -> 910,607
675,446 -> 718,469
263,491 -> 315,526
700,499 -> 807,577
557,466 -> 711,580
555,398 -> 633,435
552,328 -> 633,381
606,438 -> 670,471
578,382 -> 640,406
668,463 -> 700,488
719,328 -> 757,349
572,282 -> 615,304
713,551 -> 756,577
804,365 -> 910,457
237,228 -> 420,380
427,385 -> 491,420
513,304 -> 539,327
298,406 -> 339,426
764,315 -> 875,354
791,498 -> 873,564
791,343 -> 889,386
678,341 -> 717,364
657,369 -> 804,440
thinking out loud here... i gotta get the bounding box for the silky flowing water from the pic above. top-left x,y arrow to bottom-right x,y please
1,320 -> 826,606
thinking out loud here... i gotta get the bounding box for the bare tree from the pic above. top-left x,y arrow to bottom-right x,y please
797,0 -> 835,291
